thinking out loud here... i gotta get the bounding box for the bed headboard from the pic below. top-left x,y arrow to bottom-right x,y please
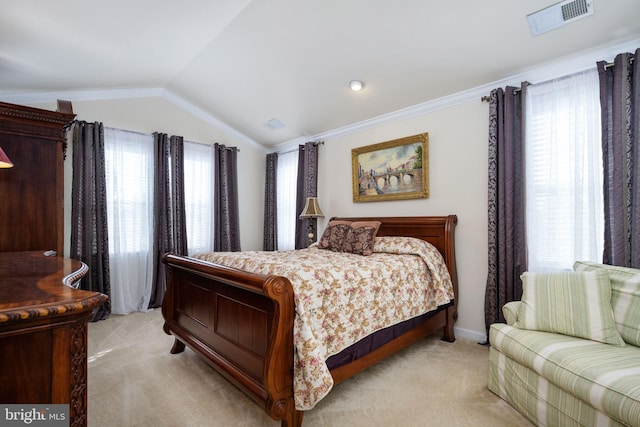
330,215 -> 458,303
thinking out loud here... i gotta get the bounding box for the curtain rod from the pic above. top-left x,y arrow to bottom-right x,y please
218,144 -> 240,152
481,81 -> 531,101
481,88 -> 520,102
104,125 -> 150,137
300,140 -> 324,150
274,140 -> 324,155
604,56 -> 635,69
178,140 -> 240,152
101,126 -> 241,151
481,55 -> 637,101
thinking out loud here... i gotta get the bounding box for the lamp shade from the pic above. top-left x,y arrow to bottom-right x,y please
0,146 -> 13,168
299,197 -> 324,218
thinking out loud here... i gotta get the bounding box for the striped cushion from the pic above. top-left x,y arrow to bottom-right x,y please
490,324 -> 640,427
574,261 -> 640,347
515,271 -> 625,347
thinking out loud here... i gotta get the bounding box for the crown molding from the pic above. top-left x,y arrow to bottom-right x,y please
1,38 -> 637,156
272,37 -> 640,153
0,87 -> 164,104
0,86 -> 266,153
271,84 -> 491,154
159,88 -> 266,153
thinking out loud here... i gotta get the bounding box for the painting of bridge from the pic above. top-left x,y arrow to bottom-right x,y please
352,132 -> 429,202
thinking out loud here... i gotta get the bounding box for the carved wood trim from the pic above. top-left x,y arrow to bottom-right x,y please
0,102 -> 75,141
0,102 -> 74,125
70,322 -> 87,427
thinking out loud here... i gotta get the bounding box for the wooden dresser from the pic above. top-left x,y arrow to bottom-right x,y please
0,101 -> 75,254
0,251 -> 107,427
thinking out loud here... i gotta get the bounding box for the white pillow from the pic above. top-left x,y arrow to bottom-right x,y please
515,271 -> 625,347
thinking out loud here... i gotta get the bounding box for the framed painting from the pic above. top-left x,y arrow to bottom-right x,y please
352,132 -> 428,202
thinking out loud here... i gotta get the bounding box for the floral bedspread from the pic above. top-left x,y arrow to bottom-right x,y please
193,236 -> 454,410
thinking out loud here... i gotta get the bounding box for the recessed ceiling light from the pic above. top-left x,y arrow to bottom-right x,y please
349,80 -> 364,91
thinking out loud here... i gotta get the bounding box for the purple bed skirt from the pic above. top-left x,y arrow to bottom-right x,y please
325,301 -> 453,370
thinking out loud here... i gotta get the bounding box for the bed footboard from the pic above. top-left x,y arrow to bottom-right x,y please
161,254 -> 301,426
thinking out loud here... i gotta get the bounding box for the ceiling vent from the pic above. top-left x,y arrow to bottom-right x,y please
527,0 -> 593,36
263,118 -> 286,130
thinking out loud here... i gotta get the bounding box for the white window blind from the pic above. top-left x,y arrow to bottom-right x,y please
525,68 -> 604,272
104,128 -> 154,314
276,150 -> 298,250
184,141 -> 215,255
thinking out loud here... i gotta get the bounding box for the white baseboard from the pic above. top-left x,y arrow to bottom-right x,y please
454,326 -> 487,344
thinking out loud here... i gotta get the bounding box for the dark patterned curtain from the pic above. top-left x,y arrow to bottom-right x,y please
597,49 -> 640,268
150,133 -> 188,308
263,152 -> 278,251
214,143 -> 241,252
295,142 -> 319,249
70,121 -> 111,321
484,84 -> 528,339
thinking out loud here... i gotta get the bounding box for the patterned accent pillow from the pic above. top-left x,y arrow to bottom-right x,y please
574,261 -> 640,346
317,220 -> 352,252
342,221 -> 381,256
515,271 -> 625,347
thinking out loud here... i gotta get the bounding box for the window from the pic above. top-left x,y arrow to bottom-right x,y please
104,128 -> 154,314
104,130 -> 216,313
276,150 -> 298,250
184,141 -> 215,255
525,68 -> 604,271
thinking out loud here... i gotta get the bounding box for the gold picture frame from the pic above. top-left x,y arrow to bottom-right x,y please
352,132 -> 429,203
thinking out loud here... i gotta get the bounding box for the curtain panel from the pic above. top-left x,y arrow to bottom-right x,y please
598,49 -> 640,268
263,152 -> 278,251
484,84 -> 528,338
295,142 -> 319,249
150,133 -> 188,309
70,121 -> 111,321
213,143 -> 241,252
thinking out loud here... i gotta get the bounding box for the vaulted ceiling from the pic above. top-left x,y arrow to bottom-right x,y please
1,1 -> 639,149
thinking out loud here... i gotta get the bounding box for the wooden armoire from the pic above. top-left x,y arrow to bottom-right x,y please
0,101 -> 75,254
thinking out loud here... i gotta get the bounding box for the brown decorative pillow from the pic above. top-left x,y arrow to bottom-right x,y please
342,221 -> 382,256
318,220 -> 352,252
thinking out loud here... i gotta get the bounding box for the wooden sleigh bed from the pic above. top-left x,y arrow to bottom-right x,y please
161,215 -> 458,427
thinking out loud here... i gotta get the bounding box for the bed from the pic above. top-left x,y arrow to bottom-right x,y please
161,215 -> 458,427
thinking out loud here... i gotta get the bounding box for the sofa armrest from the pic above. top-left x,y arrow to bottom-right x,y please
502,301 -> 520,325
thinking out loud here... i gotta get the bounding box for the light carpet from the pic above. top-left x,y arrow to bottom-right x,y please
87,310 -> 530,426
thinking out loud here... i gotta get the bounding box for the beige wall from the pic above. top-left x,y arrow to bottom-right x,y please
317,100 -> 490,340
31,97 -> 267,255
14,37 -> 640,341
32,96 -> 491,340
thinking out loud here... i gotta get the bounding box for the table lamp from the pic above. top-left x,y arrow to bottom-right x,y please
299,197 -> 324,245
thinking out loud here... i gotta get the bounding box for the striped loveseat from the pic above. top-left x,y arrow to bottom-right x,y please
488,262 -> 640,427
